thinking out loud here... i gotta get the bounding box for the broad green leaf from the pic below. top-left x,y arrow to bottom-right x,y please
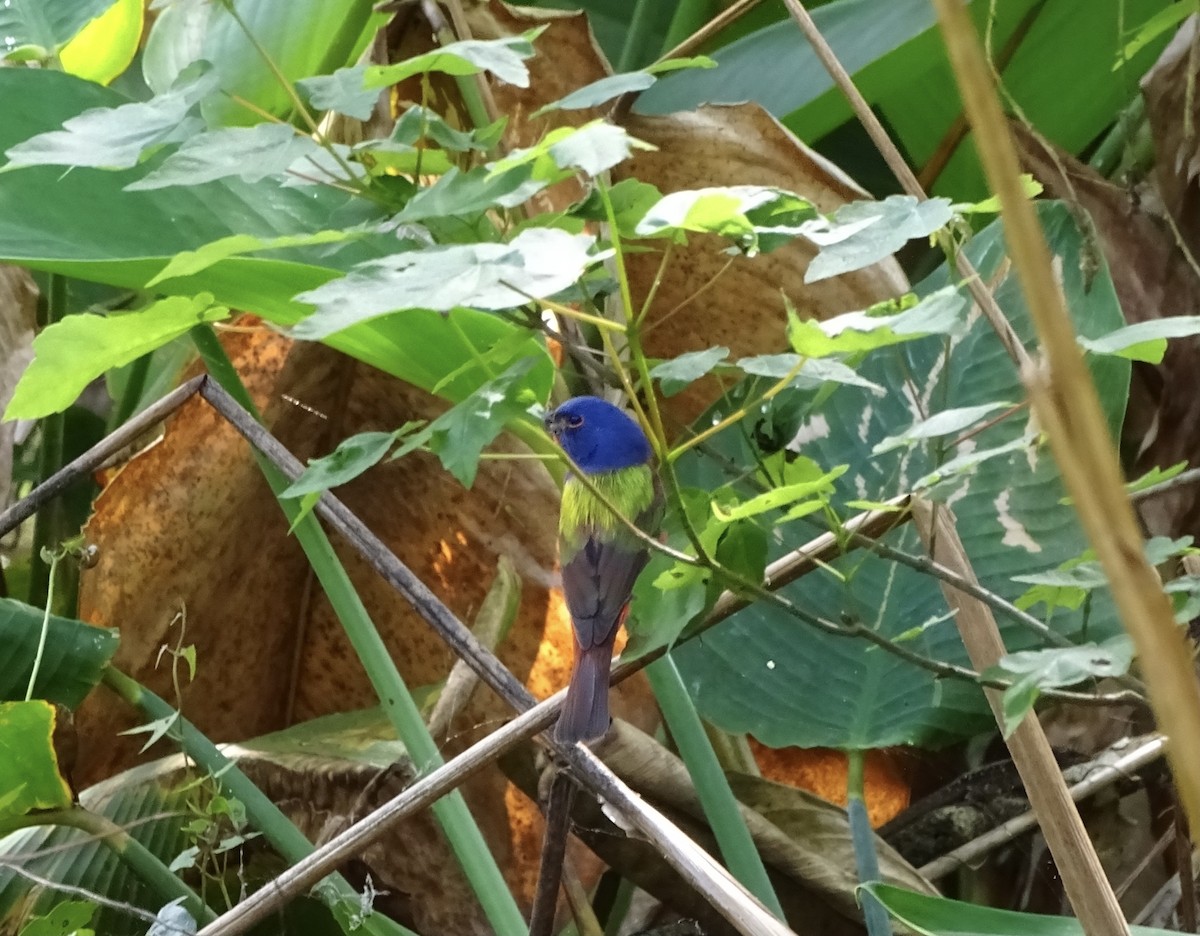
803,196 -> 953,283
673,203 -> 1131,749
148,229 -> 365,287
0,701 -> 73,817
0,0 -> 117,61
124,123 -> 321,190
0,599 -> 118,706
627,553 -> 711,660
364,31 -> 543,90
142,0 -> 383,127
18,901 -> 96,936
5,295 -> 229,420
569,177 -> 664,237
391,106 -> 506,153
866,882 -> 1176,936
787,286 -> 969,358
1078,315 -> 1200,363
281,429 -> 404,499
292,228 -> 597,339
873,402 -> 1015,456
58,0 -> 143,86
3,65 -> 216,170
650,348 -> 729,396
491,120 -> 649,177
985,635 -> 1134,735
636,185 -> 819,254
0,69 -> 556,410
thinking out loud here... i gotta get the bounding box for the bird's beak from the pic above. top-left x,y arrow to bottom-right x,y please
544,413 -> 562,439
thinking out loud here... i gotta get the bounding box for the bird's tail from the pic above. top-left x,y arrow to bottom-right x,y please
555,639 -> 614,744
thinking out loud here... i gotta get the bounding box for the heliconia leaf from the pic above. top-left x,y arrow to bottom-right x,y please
0,599 -> 119,707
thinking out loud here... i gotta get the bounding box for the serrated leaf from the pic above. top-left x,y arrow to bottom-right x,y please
292,228 -> 596,339
491,120 -> 648,178
650,347 -> 729,396
1078,315 -> 1200,363
125,123 -> 321,190
635,185 -> 819,255
3,64 -> 217,170
396,164 -> 544,223
282,430 -> 402,499
5,295 -> 228,420
803,195 -> 954,282
570,177 -> 663,237
737,354 -> 886,394
873,402 -> 1014,455
391,106 -> 506,153
296,64 -> 379,120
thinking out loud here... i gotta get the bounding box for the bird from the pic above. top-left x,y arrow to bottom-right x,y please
544,395 -> 664,744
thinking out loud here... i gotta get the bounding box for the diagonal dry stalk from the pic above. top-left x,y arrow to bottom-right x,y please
931,0 -> 1200,911
913,500 -> 1128,936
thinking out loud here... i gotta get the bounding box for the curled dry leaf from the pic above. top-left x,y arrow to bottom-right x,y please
0,266 -> 37,512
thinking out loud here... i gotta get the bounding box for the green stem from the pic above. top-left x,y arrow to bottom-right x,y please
846,749 -> 892,936
25,551 -> 58,701
647,654 -> 784,918
0,806 -> 215,925
189,326 -> 526,936
100,667 -> 413,936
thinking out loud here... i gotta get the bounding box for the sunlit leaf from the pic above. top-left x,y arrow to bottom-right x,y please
804,195 -> 953,282
873,402 -> 1015,455
3,64 -> 217,170
787,286 -> 968,357
0,701 -> 73,817
5,295 -> 228,420
491,120 -> 649,178
58,0 -> 143,86
292,228 -> 596,339
636,185 -> 819,255
1078,315 -> 1200,363
363,31 -> 543,90
712,461 -> 846,522
18,900 -> 96,936
0,0 -> 117,62
124,123 -> 321,190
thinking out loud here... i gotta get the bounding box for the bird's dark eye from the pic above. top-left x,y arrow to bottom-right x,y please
567,414 -> 584,429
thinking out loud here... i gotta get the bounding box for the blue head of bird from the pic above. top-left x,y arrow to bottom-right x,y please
544,396 -> 652,474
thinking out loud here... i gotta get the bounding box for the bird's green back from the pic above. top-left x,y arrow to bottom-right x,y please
560,465 -> 657,552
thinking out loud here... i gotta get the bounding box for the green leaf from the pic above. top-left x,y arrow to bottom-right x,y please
124,123 -> 321,190
534,71 -> 657,116
418,358 -> 543,487
5,295 -> 228,420
3,64 -> 217,170
873,402 -> 1015,455
17,900 -> 96,936
282,430 -> 403,499
0,0 -> 118,60
363,31 -> 543,90
148,229 -> 364,287
395,164 -> 544,223
296,65 -> 379,120
915,438 -> 1031,490
737,354 -> 886,395
673,203 -> 1131,749
491,120 -> 649,177
865,881 -> 1178,936
1078,315 -> 1200,363
0,701 -> 73,817
570,177 -> 663,237
626,554 -> 711,660
142,0 -> 383,127
953,175 -> 1043,214
650,347 -> 729,396
391,106 -> 506,153
292,228 -> 596,339
635,185 -> 819,255
804,196 -> 953,283
712,461 -> 846,522
985,635 -> 1134,736
0,600 -> 118,707
1125,461 -> 1188,495
1119,0 -> 1198,63
787,286 -> 969,358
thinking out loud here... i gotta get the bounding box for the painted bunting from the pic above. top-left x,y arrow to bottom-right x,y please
544,396 -> 664,744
